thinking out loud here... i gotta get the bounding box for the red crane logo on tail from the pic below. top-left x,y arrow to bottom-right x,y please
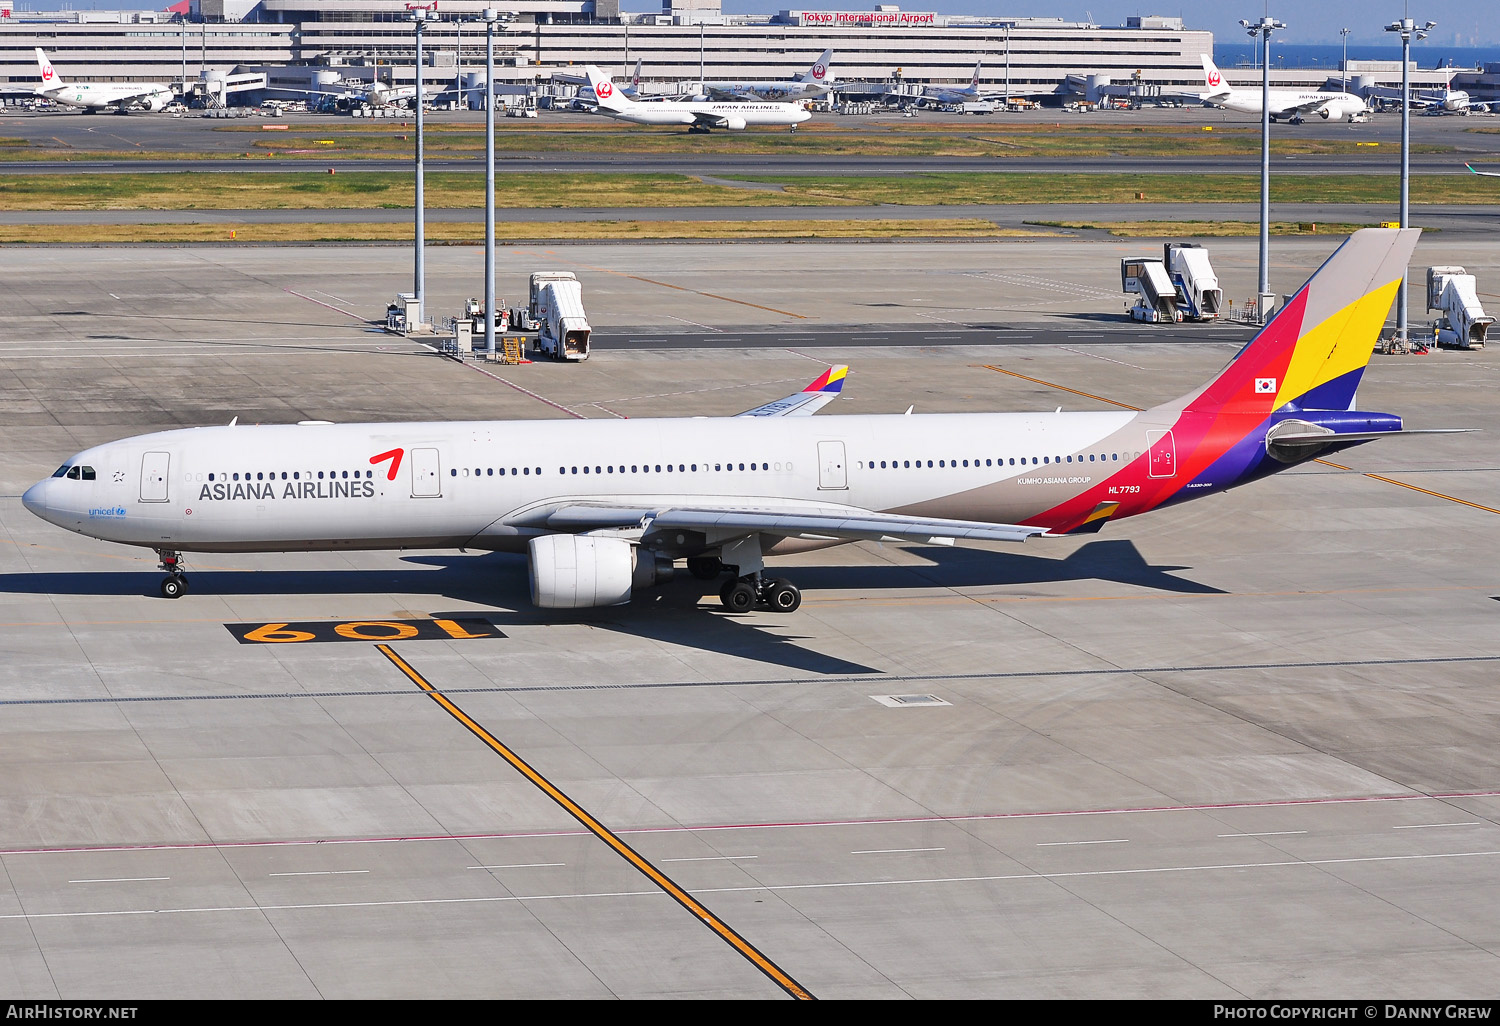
1207,71 -> 1222,87
596,80 -> 613,99
41,66 -> 53,82
812,64 -> 826,80
370,448 -> 403,481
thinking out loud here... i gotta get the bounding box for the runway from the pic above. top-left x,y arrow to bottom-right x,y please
1,239 -> 1497,998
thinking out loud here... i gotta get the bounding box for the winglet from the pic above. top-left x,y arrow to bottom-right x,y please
736,365 -> 849,417
803,364 -> 848,394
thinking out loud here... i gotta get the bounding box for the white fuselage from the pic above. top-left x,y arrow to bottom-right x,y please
24,411 -> 1150,556
701,80 -> 833,102
595,99 -> 810,128
1204,87 -> 1368,121
40,81 -> 174,112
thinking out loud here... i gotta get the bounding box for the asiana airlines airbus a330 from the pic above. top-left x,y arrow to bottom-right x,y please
24,229 -> 1439,614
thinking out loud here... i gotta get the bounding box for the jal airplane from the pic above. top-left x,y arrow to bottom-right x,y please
25,229 -> 1436,613
1199,55 -> 1368,123
916,61 -> 1004,106
32,48 -> 175,113
695,49 -> 837,102
582,65 -> 811,132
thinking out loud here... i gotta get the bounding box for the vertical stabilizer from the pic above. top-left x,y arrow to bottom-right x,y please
801,49 -> 834,85
1200,53 -> 1229,96
35,48 -> 63,90
583,65 -> 630,112
1178,228 -> 1420,416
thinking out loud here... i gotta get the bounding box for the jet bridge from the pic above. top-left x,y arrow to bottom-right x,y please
1426,266 -> 1492,349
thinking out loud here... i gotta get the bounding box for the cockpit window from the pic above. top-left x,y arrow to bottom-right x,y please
80,467 -> 95,481
52,464 -> 70,478
66,466 -> 81,480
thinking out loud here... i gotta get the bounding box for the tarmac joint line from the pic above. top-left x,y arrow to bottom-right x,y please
373,642 -> 816,1001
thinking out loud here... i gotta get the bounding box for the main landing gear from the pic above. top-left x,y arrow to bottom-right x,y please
156,549 -> 188,599
718,573 -> 801,614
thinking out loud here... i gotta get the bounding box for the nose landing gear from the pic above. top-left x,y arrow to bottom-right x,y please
156,549 -> 188,599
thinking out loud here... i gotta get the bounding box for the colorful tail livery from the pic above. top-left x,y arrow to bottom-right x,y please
1032,227 -> 1424,533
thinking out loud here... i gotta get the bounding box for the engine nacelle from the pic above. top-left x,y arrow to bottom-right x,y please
720,116 -> 747,131
529,534 -> 634,608
1318,107 -> 1333,119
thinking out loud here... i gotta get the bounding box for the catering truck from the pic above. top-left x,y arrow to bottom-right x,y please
529,272 -> 591,361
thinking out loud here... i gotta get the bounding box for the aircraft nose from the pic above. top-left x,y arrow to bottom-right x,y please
21,478 -> 50,519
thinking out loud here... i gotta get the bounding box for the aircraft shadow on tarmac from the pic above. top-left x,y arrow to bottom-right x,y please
0,541 -> 1217,677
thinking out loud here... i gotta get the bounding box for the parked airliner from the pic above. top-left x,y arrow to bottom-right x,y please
1199,55 -> 1368,123
582,65 -> 811,132
25,230 -> 1434,613
694,49 -> 837,102
33,48 -> 175,113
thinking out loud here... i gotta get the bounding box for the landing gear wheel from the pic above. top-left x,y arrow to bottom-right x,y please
160,575 -> 186,599
688,557 -> 724,581
721,580 -> 757,613
765,579 -> 801,613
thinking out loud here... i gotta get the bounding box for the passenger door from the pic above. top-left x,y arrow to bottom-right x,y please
1146,430 -> 1176,479
140,451 -> 170,503
410,447 -> 442,497
817,440 -> 847,490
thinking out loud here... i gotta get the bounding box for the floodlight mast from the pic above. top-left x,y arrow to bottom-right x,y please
1385,11 -> 1433,344
1241,14 -> 1284,323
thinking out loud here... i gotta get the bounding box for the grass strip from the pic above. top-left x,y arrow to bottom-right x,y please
0,218 -> 1045,244
1030,220 -> 1390,237
753,172 -> 1500,205
0,171 -> 846,211
3,170 -> 1495,213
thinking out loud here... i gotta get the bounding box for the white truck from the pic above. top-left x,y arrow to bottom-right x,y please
1426,266 -> 1492,349
528,271 -> 591,361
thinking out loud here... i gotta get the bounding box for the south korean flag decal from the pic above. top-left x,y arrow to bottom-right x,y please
1255,377 -> 1277,394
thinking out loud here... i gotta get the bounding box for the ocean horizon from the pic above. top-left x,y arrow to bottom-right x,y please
1214,42 -> 1500,73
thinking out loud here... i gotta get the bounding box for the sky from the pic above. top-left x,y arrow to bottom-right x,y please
10,1 -> 1497,47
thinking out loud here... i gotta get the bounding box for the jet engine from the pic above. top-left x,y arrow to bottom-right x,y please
528,535 -> 673,609
720,115 -> 747,131
1318,107 -> 1333,119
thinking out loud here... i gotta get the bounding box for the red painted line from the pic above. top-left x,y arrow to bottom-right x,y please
462,360 -> 584,419
4,790 -> 1495,857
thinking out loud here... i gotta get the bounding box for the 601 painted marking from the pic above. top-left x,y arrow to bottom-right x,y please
226,618 -> 505,645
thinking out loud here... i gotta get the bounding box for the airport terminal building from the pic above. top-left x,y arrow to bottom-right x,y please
0,1 -> 1468,103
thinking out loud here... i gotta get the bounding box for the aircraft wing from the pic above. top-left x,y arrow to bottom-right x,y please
1466,163 -> 1500,177
690,109 -> 735,129
1284,97 -> 1339,115
537,501 -> 1046,547
736,365 -> 847,417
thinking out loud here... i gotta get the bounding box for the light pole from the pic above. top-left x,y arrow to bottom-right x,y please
1241,14 -> 1284,324
1340,27 -> 1350,92
410,5 -> 429,330
1386,11 -> 1434,346
484,8 -> 497,359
